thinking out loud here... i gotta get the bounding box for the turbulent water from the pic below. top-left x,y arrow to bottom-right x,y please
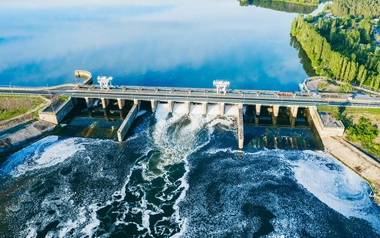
1,104 -> 380,237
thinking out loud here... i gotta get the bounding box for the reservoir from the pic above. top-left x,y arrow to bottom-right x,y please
1,1 -> 380,237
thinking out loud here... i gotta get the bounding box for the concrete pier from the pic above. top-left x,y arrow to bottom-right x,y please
255,104 -> 261,116
185,102 -> 191,115
168,101 -> 174,113
117,99 -> 125,109
117,101 -> 140,142
290,106 -> 299,127
84,97 -> 93,108
272,105 -> 279,125
101,98 -> 110,109
219,102 -> 225,116
237,103 -> 244,149
151,100 -> 157,112
290,106 -> 298,118
202,102 -> 208,116
133,99 -> 141,111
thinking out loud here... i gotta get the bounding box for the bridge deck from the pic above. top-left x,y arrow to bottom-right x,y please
1,84 -> 380,108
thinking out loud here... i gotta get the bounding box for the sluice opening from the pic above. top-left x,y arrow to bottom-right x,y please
243,105 -> 323,150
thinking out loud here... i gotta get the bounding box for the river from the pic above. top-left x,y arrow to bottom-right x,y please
0,0 -> 379,237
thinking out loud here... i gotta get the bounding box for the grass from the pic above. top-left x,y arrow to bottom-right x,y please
58,95 -> 69,101
0,96 -> 45,121
317,106 -> 380,158
317,106 -> 335,112
317,106 -> 380,114
0,109 -> 30,121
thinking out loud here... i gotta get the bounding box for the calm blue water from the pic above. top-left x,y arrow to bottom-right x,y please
0,0 -> 307,90
1,1 -> 380,237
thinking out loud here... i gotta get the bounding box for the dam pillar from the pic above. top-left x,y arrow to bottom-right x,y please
101,98 -> 110,109
185,102 -> 191,115
237,103 -> 244,149
290,106 -> 299,127
219,102 -> 225,116
117,99 -> 125,109
255,104 -> 261,124
168,101 -> 174,113
84,97 -> 93,108
272,105 -> 279,125
134,99 -> 141,111
151,100 -> 157,113
202,102 -> 208,116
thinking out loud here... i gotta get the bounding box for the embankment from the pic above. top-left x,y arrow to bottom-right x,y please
323,136 -> 380,205
0,121 -> 55,161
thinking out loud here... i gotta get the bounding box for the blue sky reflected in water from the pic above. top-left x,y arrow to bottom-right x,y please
0,0 -> 307,90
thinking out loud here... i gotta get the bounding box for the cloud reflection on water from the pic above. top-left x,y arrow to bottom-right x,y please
0,0 -> 306,90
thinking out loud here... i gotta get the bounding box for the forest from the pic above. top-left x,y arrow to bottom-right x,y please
291,14 -> 380,90
238,0 -> 318,14
332,0 -> 380,18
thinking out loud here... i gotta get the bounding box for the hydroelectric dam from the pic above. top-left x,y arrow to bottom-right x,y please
2,70 -> 380,149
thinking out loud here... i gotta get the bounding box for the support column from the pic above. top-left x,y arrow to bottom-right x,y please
255,104 -> 261,116
290,106 -> 299,118
185,102 -> 191,115
202,102 -> 208,116
168,101 -> 174,113
272,105 -> 279,125
101,98 -> 109,109
117,99 -> 125,110
104,109 -> 109,121
255,104 -> 261,125
151,100 -> 157,113
134,99 -> 141,111
219,102 -> 225,116
290,106 -> 299,127
84,97 -> 93,108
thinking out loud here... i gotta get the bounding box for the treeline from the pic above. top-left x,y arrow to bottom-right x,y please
238,0 -> 318,14
291,15 -> 380,90
332,0 -> 380,18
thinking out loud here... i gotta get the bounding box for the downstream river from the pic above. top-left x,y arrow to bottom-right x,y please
1,1 -> 380,237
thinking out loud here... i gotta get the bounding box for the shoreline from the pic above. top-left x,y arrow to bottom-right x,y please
322,136 -> 380,205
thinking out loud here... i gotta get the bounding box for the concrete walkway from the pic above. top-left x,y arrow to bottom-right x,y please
323,136 -> 380,204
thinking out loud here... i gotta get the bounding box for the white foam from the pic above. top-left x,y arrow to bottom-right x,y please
292,151 -> 379,227
172,102 -> 188,115
80,204 -> 100,237
189,104 -> 204,115
136,110 -> 147,118
225,104 -> 238,116
207,103 -> 220,116
10,137 -> 86,177
1,136 -> 59,175
155,102 -> 170,120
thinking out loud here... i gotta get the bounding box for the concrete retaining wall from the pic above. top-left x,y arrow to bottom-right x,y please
39,98 -> 76,124
308,106 -> 344,137
117,103 -> 139,142
0,121 -> 55,154
238,106 -> 244,149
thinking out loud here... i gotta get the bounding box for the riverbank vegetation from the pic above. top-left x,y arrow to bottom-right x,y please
318,106 -> 380,157
239,0 -> 319,14
0,96 -> 44,122
332,0 -> 380,18
291,13 -> 380,91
